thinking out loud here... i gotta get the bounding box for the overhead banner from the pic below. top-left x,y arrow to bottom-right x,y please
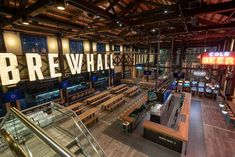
201,51 -> 235,65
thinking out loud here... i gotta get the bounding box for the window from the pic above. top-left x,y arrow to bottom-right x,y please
114,45 -> 120,51
140,48 -> 146,53
21,34 -> 47,53
69,40 -> 84,53
97,43 -> 106,53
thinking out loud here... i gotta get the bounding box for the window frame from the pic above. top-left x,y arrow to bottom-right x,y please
20,33 -> 48,54
69,39 -> 84,54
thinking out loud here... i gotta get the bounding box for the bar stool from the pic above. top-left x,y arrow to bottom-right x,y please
122,121 -> 130,135
225,111 -> 233,125
219,104 -> 225,112
230,116 -> 235,128
221,110 -> 228,120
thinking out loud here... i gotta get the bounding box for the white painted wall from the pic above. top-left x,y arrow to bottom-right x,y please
4,31 -> 22,55
62,38 -> 69,54
47,36 -> 58,53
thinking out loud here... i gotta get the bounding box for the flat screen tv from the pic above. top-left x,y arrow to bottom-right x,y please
3,89 -> 25,102
174,72 -> 185,79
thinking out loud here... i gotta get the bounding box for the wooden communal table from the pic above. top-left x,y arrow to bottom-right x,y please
101,94 -> 125,111
110,84 -> 128,94
68,88 -> 95,104
139,81 -> 155,89
143,92 -> 191,153
226,101 -> 235,115
124,86 -> 140,97
78,108 -> 98,127
90,95 -> 111,106
85,91 -> 109,104
121,79 -> 135,85
66,102 -> 84,115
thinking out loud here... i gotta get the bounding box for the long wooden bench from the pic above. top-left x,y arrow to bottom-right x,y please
110,84 -> 128,94
114,86 -> 128,94
66,102 -> 84,115
68,88 -> 95,104
143,92 -> 191,153
121,79 -> 135,85
101,94 -> 125,111
89,95 -> 111,106
139,81 -> 155,89
85,91 -> 109,104
78,108 -> 99,127
125,86 -> 140,97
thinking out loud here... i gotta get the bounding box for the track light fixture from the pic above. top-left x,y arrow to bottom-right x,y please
22,15 -> 29,25
56,0 -> 66,10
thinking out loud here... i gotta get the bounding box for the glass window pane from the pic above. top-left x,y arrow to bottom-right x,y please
21,34 -> 47,54
69,40 -> 84,53
97,43 -> 106,53
114,45 -> 120,51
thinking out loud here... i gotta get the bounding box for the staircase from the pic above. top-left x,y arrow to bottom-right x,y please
0,105 -> 107,157
66,138 -> 85,156
51,102 -> 108,157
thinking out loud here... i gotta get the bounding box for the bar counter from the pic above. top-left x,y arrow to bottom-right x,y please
143,92 -> 191,153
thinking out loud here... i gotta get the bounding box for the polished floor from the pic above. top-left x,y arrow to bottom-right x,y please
1,92 -> 235,157
89,94 -> 235,157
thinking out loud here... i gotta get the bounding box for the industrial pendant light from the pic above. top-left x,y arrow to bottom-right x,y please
22,15 -> 29,25
56,0 -> 65,10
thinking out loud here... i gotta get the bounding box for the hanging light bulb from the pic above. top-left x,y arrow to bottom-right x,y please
22,15 -> 29,25
56,0 -> 65,10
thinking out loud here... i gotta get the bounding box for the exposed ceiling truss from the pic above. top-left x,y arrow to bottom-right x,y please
0,0 -> 235,44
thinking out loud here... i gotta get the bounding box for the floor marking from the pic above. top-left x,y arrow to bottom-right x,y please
203,123 -> 235,133
100,119 -> 112,126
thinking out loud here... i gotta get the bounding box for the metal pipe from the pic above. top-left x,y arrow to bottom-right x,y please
9,107 -> 75,157
0,129 -> 28,157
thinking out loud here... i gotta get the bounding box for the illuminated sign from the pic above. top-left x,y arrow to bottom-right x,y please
193,71 -> 206,77
0,53 -> 114,86
201,52 -> 235,65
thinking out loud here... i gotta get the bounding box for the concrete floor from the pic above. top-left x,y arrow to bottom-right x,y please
89,94 -> 235,157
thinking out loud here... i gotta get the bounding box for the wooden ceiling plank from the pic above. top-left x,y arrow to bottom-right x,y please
0,0 -> 51,28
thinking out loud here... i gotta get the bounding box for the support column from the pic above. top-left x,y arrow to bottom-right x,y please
155,31 -> 161,91
89,40 -> 93,89
170,39 -> 174,78
179,43 -> 186,70
122,52 -> 125,79
0,30 -> 6,52
57,34 -> 66,104
109,41 -> 112,86
146,38 -> 151,82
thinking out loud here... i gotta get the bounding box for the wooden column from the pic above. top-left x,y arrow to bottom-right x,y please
122,52 -> 125,79
89,40 -> 93,89
108,41 -> 112,86
57,34 -> 65,79
57,34 -> 66,104
170,39 -> 174,78
0,30 -> 6,52
146,38 -> 151,82
179,43 -> 186,70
